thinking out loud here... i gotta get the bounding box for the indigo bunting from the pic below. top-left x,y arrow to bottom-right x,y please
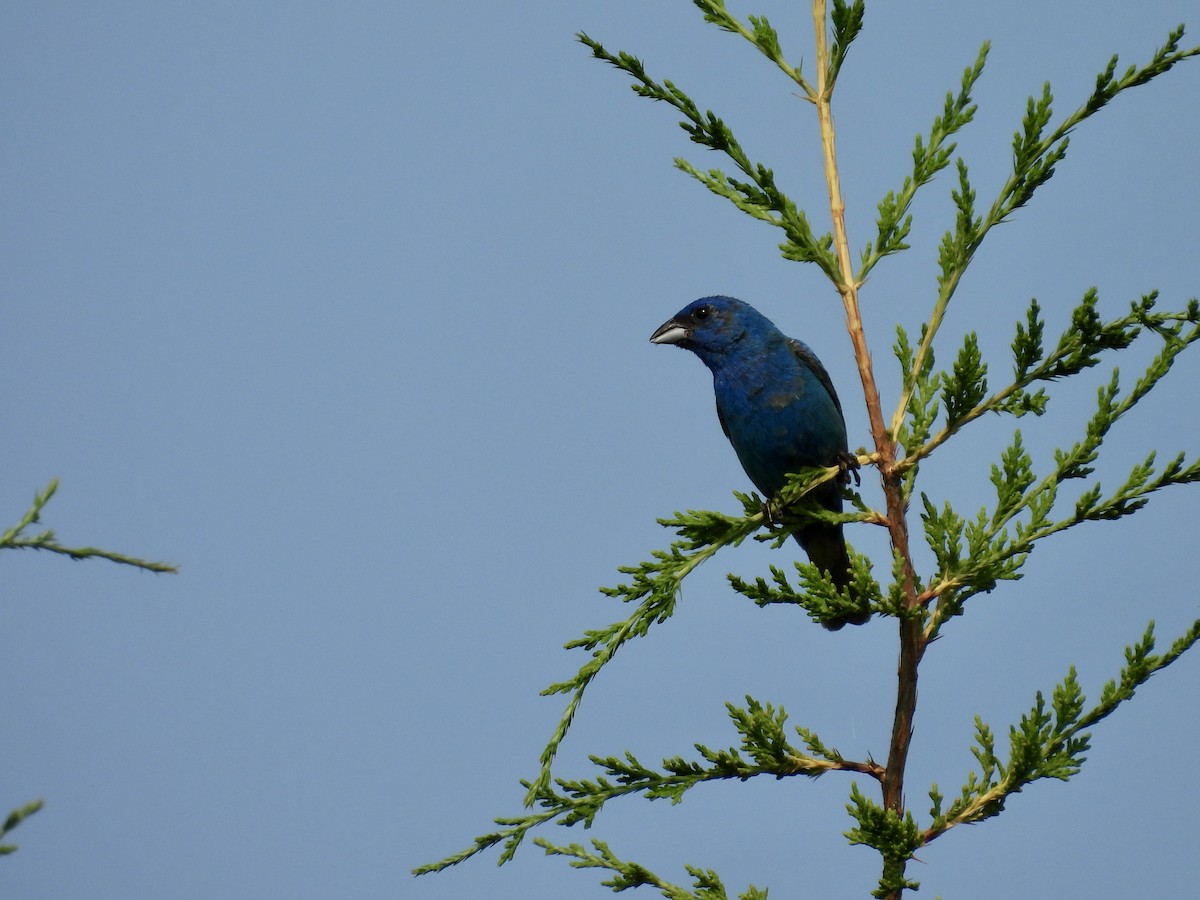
651,295 -> 867,629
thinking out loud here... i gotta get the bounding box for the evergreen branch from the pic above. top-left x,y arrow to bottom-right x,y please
0,800 -> 44,856
770,462 -> 881,538
844,783 -> 924,898
416,698 -> 878,876
538,839 -> 685,897
941,331 -> 989,428
731,465 -> 881,627
3,538 -> 178,570
919,301 -> 1200,625
728,548 -> 879,628
891,324 -> 941,502
827,1 -> 866,90
418,617 -> 1200,877
673,159 -> 833,272
901,292 -> 1200,472
526,498 -> 769,804
925,619 -> 1200,842
410,795 -> 567,875
864,43 -> 988,280
528,466 -> 879,803
1,479 -> 177,573
578,32 -> 836,274
536,838 -> 769,899
691,0 -> 813,95
0,480 -> 56,546
895,28 -> 1200,432
926,433 -> 1200,630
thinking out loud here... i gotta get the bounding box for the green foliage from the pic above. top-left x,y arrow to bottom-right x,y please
914,294 -> 1200,633
845,783 -> 923,897
925,621 -> 1200,841
941,331 -> 988,427
3,481 -> 176,856
1,479 -> 177,571
0,800 -> 44,856
521,463 -> 880,801
577,30 -> 837,276
866,44 -> 987,274
892,323 -> 940,501
691,0 -> 811,91
898,25 -> 1199,415
527,498 -> 765,802
898,290 -> 1200,469
536,838 -> 769,900
414,696 -> 880,877
827,0 -> 866,87
727,546 -> 879,630
418,6 -> 1200,897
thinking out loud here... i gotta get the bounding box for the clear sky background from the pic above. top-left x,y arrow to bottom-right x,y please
3,2 -> 1198,898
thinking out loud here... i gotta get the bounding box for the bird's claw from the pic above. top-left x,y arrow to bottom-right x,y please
836,451 -> 862,486
761,497 -> 782,526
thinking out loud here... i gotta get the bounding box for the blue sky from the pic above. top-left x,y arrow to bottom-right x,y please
3,2 -> 1198,898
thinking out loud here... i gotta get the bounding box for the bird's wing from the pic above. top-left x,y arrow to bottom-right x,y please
787,337 -> 845,417
716,402 -> 732,439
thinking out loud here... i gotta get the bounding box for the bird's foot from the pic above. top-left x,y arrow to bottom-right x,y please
835,450 -> 862,486
761,496 -> 783,526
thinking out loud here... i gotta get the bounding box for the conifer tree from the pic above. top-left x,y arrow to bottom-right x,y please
417,3 -> 1200,896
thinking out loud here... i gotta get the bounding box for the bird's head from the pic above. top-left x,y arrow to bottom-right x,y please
649,296 -> 776,366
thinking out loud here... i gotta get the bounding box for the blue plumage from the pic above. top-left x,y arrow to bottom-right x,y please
651,296 -> 866,628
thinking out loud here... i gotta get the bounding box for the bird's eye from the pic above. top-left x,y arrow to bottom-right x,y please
694,306 -> 711,321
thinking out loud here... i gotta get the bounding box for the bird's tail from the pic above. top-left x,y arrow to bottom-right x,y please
796,524 -> 870,630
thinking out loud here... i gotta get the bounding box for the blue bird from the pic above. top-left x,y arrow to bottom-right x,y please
650,295 -> 867,629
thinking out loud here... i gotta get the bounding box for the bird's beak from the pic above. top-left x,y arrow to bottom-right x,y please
650,318 -> 689,345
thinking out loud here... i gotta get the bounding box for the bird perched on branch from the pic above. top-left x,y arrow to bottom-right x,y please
650,295 -> 867,629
